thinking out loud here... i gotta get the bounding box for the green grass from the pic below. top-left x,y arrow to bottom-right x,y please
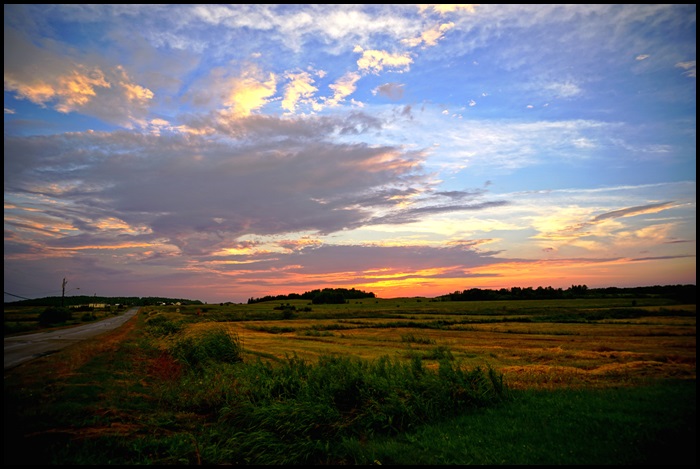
355,381 -> 696,465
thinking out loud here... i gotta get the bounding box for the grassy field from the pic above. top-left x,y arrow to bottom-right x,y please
3,297 -> 696,464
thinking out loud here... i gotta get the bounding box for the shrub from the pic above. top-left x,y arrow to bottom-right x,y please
170,329 -> 243,370
222,353 -> 510,449
281,308 -> 295,319
38,306 -> 72,325
144,313 -> 183,337
80,312 -> 97,322
401,333 -> 436,345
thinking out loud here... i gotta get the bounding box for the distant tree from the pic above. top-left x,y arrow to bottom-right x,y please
568,284 -> 589,297
312,289 -> 346,304
247,287 -> 375,304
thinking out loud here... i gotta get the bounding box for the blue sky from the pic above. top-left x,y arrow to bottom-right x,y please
4,4 -> 696,303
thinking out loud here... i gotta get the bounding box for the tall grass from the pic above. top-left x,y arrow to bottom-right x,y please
153,330 -> 510,464
169,328 -> 243,370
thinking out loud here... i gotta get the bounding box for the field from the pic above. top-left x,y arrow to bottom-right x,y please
152,297 -> 696,389
3,296 -> 696,464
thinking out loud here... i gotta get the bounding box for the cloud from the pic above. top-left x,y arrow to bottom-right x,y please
374,83 -> 405,100
184,4 -> 421,56
180,62 -> 279,120
402,22 -> 455,48
413,117 -> 629,173
589,202 -> 677,223
630,254 -> 695,262
433,189 -> 486,200
418,4 -> 478,15
188,64 -> 361,117
368,200 -> 511,226
5,105 -> 512,264
4,27 -> 154,126
325,72 -> 362,107
282,70 -> 318,112
543,81 -> 582,98
2,116 -> 435,255
675,60 -> 696,78
354,46 -> 413,74
635,54 -> 650,61
205,242 -> 504,289
221,67 -> 277,118
532,201 -> 680,249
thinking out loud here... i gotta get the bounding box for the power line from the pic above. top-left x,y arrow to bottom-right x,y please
4,291 -> 34,300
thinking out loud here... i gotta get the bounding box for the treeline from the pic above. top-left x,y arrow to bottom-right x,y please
439,284 -> 696,304
5,295 -> 204,307
247,287 -> 376,305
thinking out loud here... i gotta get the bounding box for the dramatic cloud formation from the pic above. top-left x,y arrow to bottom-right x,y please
4,4 -> 696,303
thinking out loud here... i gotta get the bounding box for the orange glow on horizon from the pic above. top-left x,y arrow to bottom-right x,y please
186,253 -> 696,302
366,256 -> 697,298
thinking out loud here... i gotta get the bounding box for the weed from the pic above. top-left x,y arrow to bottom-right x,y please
401,333 -> 436,345
170,329 -> 243,370
144,313 -> 183,337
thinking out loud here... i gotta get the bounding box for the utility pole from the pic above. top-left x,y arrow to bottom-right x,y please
62,277 -> 67,307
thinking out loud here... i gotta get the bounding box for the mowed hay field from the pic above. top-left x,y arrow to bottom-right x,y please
144,297 -> 696,390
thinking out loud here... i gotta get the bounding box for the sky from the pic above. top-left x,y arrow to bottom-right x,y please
4,4 -> 696,304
